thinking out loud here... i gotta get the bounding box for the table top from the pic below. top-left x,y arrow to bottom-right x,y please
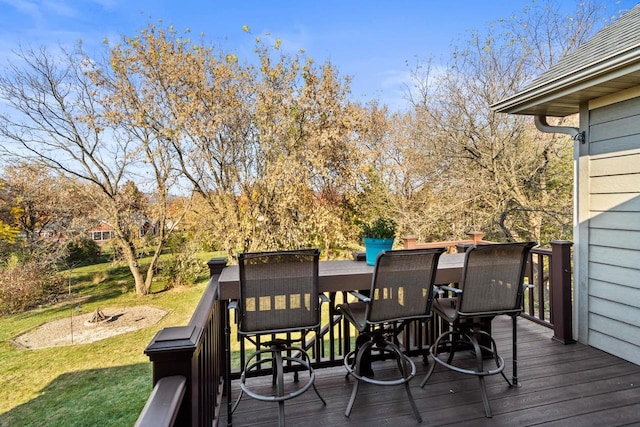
217,252 -> 465,300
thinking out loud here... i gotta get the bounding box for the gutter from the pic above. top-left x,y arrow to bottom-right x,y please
491,46 -> 640,114
534,116 -> 585,144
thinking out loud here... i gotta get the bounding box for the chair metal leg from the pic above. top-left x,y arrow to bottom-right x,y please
512,315 -> 519,386
478,376 -> 492,418
446,332 -> 457,365
345,378 -> 360,417
493,334 -> 513,387
302,347 -> 326,406
230,388 -> 243,415
275,350 -> 285,427
387,342 -> 422,422
312,382 -> 327,406
278,400 -> 285,427
404,381 -> 422,423
344,339 -> 373,417
272,350 -> 278,387
470,333 -> 492,418
421,330 -> 456,388
392,344 -> 422,423
420,358 -> 437,388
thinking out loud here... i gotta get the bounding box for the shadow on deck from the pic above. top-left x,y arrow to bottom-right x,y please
221,316 -> 640,426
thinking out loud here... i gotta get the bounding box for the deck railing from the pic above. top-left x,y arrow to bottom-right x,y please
135,259 -> 227,427
136,239 -> 574,426
522,241 -> 574,344
403,231 -> 491,252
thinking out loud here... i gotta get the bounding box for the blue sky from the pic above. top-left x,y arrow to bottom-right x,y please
0,0 -> 637,110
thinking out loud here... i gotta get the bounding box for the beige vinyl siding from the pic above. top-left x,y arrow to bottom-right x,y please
589,273 -> 640,308
590,211 -> 640,230
590,154 -> 640,175
590,193 -> 640,211
590,229 -> 640,249
589,96 -> 640,156
591,174 -> 640,193
587,96 -> 640,365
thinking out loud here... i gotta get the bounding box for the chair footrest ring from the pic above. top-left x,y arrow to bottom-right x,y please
240,346 -> 315,403
429,330 -> 505,377
344,340 -> 416,386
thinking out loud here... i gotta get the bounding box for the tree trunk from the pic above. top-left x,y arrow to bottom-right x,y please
119,238 -> 149,296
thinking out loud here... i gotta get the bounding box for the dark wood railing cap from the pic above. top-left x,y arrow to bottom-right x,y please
550,240 -> 573,246
134,375 -> 186,427
207,258 -> 228,277
144,325 -> 203,357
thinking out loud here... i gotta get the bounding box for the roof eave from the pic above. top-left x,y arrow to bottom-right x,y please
491,47 -> 640,117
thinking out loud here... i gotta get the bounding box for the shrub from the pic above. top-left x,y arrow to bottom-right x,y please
0,258 -> 65,314
65,237 -> 101,266
164,234 -> 206,288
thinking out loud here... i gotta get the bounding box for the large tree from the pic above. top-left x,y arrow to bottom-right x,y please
393,0 -> 610,244
0,44 -> 182,295
106,26 -> 366,258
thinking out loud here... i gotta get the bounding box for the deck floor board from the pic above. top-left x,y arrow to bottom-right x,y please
220,316 -> 640,426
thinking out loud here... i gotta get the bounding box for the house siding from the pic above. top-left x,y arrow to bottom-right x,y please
586,96 -> 640,364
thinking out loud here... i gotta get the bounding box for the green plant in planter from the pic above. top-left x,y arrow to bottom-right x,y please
361,217 -> 397,240
361,217 -> 397,265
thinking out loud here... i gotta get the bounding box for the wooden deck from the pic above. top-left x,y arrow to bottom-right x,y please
220,316 -> 640,426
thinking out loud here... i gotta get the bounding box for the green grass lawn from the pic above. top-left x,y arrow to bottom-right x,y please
0,254 -> 217,427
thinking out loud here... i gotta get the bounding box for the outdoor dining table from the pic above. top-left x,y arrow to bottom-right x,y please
217,251 -> 467,425
216,252 -> 466,300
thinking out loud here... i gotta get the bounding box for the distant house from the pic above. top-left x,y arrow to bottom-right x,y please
35,223 -> 65,241
88,218 -> 159,243
88,221 -> 115,243
492,4 -> 640,365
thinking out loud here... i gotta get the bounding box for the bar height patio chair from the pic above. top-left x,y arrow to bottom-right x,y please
420,241 -> 536,418
337,247 -> 446,423
228,248 -> 327,427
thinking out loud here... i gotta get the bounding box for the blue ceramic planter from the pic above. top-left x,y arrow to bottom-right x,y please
363,237 -> 394,266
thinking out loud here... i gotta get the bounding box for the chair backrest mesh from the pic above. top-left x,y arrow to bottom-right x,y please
366,248 -> 445,325
457,242 -> 536,315
238,249 -> 320,334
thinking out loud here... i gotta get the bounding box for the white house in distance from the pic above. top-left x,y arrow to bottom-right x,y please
492,4 -> 640,365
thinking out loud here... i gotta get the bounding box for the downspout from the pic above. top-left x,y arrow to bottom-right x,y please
535,115 -> 585,143
535,114 -> 585,345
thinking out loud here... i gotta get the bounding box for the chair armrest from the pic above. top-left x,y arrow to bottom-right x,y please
347,291 -> 371,303
319,293 -> 331,304
228,300 -> 239,325
522,283 -> 534,290
438,285 -> 462,294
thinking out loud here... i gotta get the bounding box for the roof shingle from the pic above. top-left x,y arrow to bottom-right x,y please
492,3 -> 640,116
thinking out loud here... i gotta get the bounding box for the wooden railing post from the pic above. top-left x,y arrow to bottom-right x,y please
550,241 -> 575,344
403,235 -> 417,249
467,231 -> 484,244
144,325 -> 202,426
207,257 -> 227,277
